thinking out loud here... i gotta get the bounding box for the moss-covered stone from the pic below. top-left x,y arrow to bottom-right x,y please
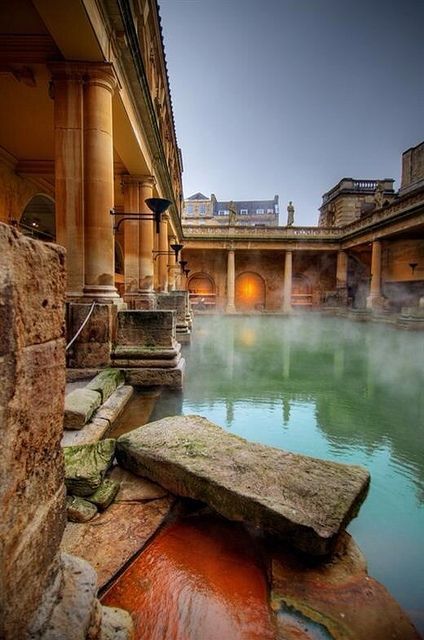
116,415 -> 370,557
64,388 -> 102,430
64,439 -> 116,497
86,368 -> 125,403
66,495 -> 98,522
86,478 -> 120,510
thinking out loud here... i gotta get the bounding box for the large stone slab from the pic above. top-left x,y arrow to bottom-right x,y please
116,310 -> 177,348
116,416 -> 370,556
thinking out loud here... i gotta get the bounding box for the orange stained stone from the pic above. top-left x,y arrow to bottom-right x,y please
102,515 -> 276,640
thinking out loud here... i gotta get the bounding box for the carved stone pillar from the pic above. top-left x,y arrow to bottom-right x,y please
336,250 -> 348,305
82,64 -> 118,299
367,240 -> 383,310
283,250 -> 292,313
226,249 -> 236,313
122,176 -> 140,294
168,237 -> 176,291
158,215 -> 169,292
138,176 -> 155,292
50,62 -> 84,297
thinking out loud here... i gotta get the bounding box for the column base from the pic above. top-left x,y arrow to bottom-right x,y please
366,294 -> 385,311
82,284 -> 121,303
124,291 -> 157,310
226,304 -> 237,314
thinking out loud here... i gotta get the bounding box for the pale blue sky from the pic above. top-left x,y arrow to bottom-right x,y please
159,0 -> 424,225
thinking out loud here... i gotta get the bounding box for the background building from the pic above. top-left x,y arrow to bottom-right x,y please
183,193 -> 279,226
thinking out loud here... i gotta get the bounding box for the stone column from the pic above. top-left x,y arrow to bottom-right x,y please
336,250 -> 348,305
283,250 -> 292,313
226,249 -> 236,313
158,215 -> 169,292
138,176 -> 156,292
367,240 -> 383,310
83,64 -> 118,299
168,238 -> 176,291
122,176 -> 140,294
50,62 -> 84,297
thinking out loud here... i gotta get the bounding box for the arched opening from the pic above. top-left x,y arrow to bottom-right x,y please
20,195 -> 55,241
235,271 -> 265,311
188,272 -> 216,310
188,273 -> 215,295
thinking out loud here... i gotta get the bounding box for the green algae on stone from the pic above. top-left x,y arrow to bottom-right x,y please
116,415 -> 370,556
86,368 -> 125,403
86,478 -> 120,510
64,439 -> 116,497
66,495 -> 98,522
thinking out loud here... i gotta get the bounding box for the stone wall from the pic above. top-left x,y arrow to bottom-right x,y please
401,141 -> 424,194
0,223 -> 66,638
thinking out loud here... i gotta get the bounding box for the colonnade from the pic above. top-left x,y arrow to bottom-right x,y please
223,245 -> 383,312
50,61 -> 178,303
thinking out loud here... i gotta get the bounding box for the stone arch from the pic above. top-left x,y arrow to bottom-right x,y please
235,271 -> 266,311
188,272 -> 215,295
20,194 -> 55,241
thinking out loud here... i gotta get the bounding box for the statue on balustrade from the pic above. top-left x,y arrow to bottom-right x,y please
287,201 -> 295,226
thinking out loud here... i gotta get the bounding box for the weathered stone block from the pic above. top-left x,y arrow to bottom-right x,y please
66,303 -> 117,368
0,224 -> 65,351
100,606 -> 134,640
124,357 -> 185,389
66,495 -> 98,522
116,415 -> 370,556
0,223 -> 66,639
86,368 -> 124,402
116,310 -> 176,348
64,388 -> 102,429
64,439 -> 116,496
86,478 -> 120,510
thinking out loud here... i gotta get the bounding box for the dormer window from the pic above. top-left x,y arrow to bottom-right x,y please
240,209 -> 248,215
256,208 -> 264,214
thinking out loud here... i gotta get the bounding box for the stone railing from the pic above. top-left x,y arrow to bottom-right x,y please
183,225 -> 341,241
322,178 -> 394,204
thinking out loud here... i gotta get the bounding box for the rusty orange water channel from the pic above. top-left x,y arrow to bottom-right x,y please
102,516 -> 276,640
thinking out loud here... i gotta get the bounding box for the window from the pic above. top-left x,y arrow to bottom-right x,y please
217,209 -> 228,216
186,204 -> 193,215
240,209 -> 248,215
256,208 -> 264,214
199,204 -> 206,215
267,208 -> 273,214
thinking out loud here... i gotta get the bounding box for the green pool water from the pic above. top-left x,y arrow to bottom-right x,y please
152,315 -> 424,633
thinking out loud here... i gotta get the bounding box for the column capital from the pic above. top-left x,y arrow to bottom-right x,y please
84,63 -> 118,94
140,175 -> 156,189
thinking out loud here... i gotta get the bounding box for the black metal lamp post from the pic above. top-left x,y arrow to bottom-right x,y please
153,242 -> 184,262
110,197 -> 172,234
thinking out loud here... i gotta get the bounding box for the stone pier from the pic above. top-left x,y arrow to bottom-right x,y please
0,224 -> 132,639
156,291 -> 191,343
112,310 -> 185,388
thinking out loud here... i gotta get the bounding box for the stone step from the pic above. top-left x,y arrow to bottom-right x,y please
116,415 -> 370,557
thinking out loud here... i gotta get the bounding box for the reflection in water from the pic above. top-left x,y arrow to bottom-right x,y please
102,517 -> 276,640
151,316 -> 424,631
